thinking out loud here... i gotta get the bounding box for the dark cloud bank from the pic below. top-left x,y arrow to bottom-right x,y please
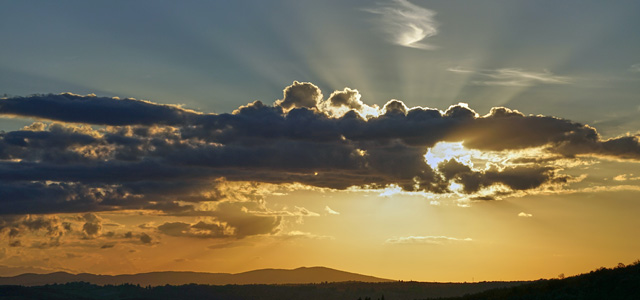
1,82 -> 639,237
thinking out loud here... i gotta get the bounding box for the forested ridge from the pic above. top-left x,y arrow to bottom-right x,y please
433,260 -> 640,300
0,281 -> 522,300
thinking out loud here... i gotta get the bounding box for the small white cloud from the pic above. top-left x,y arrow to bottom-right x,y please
324,205 -> 340,215
365,0 -> 438,50
449,67 -> 571,86
518,212 -> 533,218
429,200 -> 441,206
385,235 -> 472,245
629,63 -> 640,72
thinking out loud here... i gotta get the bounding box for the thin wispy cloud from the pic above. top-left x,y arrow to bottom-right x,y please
365,0 -> 438,50
630,63 -> 640,73
518,212 -> 533,218
324,206 -> 340,215
385,236 -> 472,245
448,67 -> 571,86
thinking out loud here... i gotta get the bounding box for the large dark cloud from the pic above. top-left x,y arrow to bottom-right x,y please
438,159 -> 569,195
0,93 -> 202,126
1,82 -> 639,217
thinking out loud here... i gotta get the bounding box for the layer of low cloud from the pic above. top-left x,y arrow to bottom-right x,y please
365,0 -> 438,50
448,67 -> 571,86
1,81 -> 639,229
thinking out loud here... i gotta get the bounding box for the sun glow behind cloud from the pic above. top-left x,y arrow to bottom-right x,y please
424,141 -> 552,172
425,142 -> 471,169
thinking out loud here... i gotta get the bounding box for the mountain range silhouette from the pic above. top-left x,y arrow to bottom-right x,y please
0,266 -> 392,286
4,263 -> 638,299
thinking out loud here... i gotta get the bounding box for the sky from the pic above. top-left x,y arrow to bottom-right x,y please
1,0 -> 640,282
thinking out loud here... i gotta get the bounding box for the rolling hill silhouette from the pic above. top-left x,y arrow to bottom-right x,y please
1,262 -> 639,299
0,266 -> 392,286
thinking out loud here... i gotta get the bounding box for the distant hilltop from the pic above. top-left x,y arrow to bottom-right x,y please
0,266 -> 393,286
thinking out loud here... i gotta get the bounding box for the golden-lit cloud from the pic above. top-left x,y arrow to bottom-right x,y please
0,212 -> 157,255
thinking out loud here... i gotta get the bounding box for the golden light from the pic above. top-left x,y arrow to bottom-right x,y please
424,141 -> 551,172
424,141 -> 473,169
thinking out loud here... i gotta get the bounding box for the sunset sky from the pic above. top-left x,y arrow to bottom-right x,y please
1,0 -> 640,282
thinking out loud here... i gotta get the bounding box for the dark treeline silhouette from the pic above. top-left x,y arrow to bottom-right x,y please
0,262 -> 638,300
428,260 -> 640,300
0,281 -> 522,300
